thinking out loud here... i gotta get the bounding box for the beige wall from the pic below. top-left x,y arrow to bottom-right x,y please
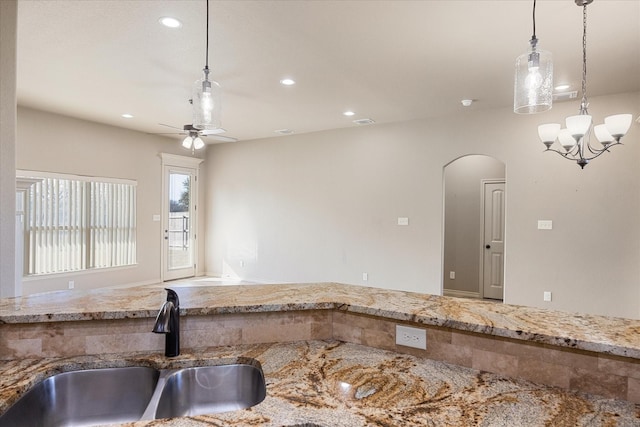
16,107 -> 207,294
443,155 -> 505,295
205,91 -> 640,319
0,0 -> 17,298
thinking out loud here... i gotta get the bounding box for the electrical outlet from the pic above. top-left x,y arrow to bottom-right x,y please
395,325 -> 427,349
449,271 -> 455,279
68,280 -> 75,289
543,291 -> 552,302
362,272 -> 368,281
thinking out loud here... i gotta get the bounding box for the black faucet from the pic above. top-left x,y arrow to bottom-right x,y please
152,288 -> 180,357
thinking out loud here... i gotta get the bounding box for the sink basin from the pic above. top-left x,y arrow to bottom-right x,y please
154,364 -> 266,419
0,367 -> 159,427
0,363 -> 267,426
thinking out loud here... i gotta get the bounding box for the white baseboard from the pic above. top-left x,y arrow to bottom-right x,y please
443,288 -> 481,299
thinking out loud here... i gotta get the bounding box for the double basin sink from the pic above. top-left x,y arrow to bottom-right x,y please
0,363 -> 266,427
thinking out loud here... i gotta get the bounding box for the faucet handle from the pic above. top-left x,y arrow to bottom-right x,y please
165,288 -> 179,308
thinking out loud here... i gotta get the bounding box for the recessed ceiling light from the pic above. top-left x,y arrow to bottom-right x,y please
159,17 -> 182,28
343,111 -> 355,116
461,99 -> 473,107
121,113 -> 134,119
555,84 -> 571,91
280,78 -> 295,86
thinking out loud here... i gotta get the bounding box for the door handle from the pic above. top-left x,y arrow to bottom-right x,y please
485,244 -> 491,249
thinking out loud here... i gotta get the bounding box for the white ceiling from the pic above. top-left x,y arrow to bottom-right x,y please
16,0 -> 640,143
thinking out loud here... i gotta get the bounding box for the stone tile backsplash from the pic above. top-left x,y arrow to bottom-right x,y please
1,309 -> 638,403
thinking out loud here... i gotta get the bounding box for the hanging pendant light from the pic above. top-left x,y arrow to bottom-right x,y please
514,0 -> 554,114
537,0 -> 633,169
192,0 -> 221,130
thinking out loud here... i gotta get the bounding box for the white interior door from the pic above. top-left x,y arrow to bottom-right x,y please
482,181 -> 505,300
162,166 -> 197,281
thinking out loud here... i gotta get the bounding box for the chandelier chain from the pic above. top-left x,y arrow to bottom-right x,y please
580,3 -> 588,113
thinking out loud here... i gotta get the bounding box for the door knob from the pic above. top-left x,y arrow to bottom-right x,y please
485,244 -> 491,249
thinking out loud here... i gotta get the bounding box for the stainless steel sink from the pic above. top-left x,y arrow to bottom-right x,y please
0,363 -> 266,426
153,364 -> 266,419
0,367 -> 159,427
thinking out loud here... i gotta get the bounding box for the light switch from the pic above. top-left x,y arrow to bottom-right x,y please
449,271 -> 455,279
537,220 -> 553,230
153,214 -> 161,222
397,217 -> 409,226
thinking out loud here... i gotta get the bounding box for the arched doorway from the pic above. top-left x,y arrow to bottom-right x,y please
443,155 -> 506,300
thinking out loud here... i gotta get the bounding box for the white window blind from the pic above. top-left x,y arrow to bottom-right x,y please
22,172 -> 137,275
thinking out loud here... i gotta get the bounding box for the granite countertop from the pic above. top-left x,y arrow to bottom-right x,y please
1,281 -> 639,359
1,340 -> 638,427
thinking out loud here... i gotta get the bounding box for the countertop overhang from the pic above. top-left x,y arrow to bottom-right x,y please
1,282 -> 638,359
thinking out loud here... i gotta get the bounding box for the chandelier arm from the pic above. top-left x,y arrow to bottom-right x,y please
585,138 -> 608,156
544,147 -> 577,158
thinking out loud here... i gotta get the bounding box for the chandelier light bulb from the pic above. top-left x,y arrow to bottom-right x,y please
604,114 -> 633,140
565,114 -> 592,140
538,123 -> 561,146
182,136 -> 193,149
558,129 -> 577,152
593,124 -> 614,146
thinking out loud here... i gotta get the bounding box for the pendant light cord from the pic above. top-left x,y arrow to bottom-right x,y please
205,0 -> 209,70
532,0 -> 537,39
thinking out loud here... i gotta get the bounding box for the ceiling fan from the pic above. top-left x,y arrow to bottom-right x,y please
155,123 -> 237,151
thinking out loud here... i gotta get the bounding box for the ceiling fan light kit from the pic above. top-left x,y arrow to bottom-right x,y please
534,0 -> 632,169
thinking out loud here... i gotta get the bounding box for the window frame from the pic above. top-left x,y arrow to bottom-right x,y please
17,170 -> 137,277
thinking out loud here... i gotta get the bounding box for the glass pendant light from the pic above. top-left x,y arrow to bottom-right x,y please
514,0 -> 553,114
193,0 -> 222,130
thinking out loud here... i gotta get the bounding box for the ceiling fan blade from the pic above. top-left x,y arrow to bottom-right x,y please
200,128 -> 226,136
149,132 -> 186,135
206,135 -> 238,143
158,123 -> 184,131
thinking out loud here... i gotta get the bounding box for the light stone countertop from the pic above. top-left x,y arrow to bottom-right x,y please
1,340 -> 639,427
1,281 -> 639,359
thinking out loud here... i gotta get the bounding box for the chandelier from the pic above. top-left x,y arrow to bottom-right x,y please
192,0 -> 222,131
514,0 -> 553,114
537,0 -> 632,169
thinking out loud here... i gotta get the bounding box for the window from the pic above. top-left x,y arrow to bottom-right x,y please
19,171 -> 137,276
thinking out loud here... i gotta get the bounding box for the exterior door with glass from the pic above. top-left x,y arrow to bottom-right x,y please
162,161 -> 199,281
